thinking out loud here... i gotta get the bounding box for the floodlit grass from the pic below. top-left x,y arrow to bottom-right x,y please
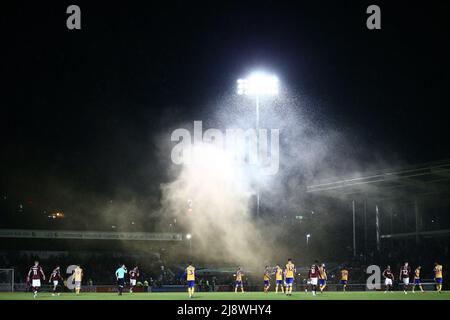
0,291 -> 449,300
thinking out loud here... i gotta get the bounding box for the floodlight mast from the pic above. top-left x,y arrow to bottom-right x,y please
255,95 -> 260,217
237,72 -> 279,218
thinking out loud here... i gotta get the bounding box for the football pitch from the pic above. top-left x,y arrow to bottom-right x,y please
0,291 -> 449,300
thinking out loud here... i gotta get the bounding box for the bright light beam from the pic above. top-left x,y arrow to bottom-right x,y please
237,72 -> 279,96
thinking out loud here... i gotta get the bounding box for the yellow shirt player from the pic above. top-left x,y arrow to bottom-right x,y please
234,267 -> 244,293
412,266 -> 424,293
434,262 -> 443,293
340,268 -> 348,292
274,264 -> 284,294
73,266 -> 83,295
319,264 -> 327,292
184,262 -> 195,298
263,266 -> 271,293
284,259 -> 296,296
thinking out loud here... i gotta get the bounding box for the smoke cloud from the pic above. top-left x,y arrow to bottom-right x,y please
160,142 -> 271,268
157,88 -> 404,268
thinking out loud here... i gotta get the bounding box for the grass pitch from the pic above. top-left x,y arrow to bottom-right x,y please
0,291 -> 449,300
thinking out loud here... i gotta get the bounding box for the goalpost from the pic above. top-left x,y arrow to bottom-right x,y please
0,269 -> 15,292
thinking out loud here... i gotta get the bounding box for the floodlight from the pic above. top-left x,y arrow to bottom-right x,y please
237,72 -> 279,96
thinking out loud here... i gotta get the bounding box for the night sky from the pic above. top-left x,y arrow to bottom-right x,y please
1,1 -> 449,227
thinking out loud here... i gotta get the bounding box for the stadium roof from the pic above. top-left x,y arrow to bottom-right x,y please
0,229 -> 183,241
306,159 -> 450,201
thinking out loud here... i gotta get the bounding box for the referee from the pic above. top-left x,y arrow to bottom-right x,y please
116,264 -> 127,295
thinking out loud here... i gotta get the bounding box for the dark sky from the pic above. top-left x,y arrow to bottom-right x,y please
1,1 -> 449,219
